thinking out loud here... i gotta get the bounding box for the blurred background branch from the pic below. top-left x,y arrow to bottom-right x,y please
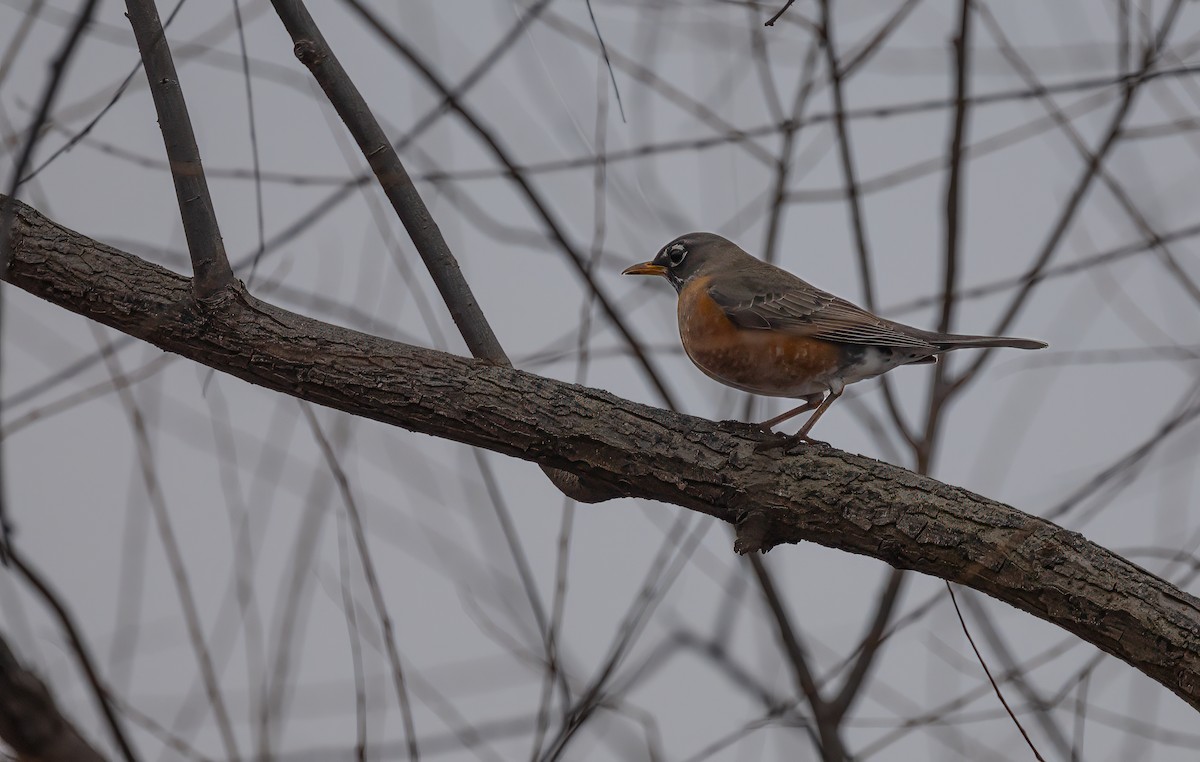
2,2 -> 1199,760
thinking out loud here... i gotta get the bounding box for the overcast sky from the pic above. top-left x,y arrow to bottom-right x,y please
3,1 -> 1200,760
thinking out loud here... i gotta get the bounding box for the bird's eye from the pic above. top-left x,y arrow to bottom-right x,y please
667,243 -> 688,266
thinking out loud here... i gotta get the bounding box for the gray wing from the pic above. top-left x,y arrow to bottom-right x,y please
707,270 -> 935,349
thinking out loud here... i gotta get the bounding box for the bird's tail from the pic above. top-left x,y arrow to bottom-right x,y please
928,332 -> 1047,350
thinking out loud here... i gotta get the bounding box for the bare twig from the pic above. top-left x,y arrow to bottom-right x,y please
829,568 -> 906,720
937,0 -> 972,338
538,515 -> 709,760
338,0 -> 681,412
536,9 -> 772,166
817,0 -> 917,450
230,0 -> 268,284
917,0 -> 972,472
268,0 -> 623,504
0,0 -> 97,565
949,0 -> 1185,392
96,328 -> 241,761
764,0 -> 798,27
335,498 -> 369,762
301,402 -> 420,761
960,592 -> 1074,759
946,582 -> 1045,761
0,630 -> 108,762
584,0 -> 626,122
886,216 -> 1200,316
975,2 -> 1200,308
269,0 -> 504,363
124,0 -> 235,298
748,554 -> 847,761
818,0 -> 874,310
8,546 -> 139,761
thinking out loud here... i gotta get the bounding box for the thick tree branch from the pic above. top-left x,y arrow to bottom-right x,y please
5,195 -> 1200,712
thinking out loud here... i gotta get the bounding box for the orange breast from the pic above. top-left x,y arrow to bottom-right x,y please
677,276 -> 841,398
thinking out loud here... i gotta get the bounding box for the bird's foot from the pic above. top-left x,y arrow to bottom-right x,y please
753,426 -> 787,452
755,430 -> 825,454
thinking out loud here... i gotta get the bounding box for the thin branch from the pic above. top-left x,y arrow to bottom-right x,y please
123,0 -> 235,298
584,0 -> 626,122
840,0 -> 923,76
748,554 -> 846,761
338,0 -> 681,412
0,0 -> 97,565
202,381 -> 268,754
334,492 -> 369,761
230,0 -> 268,285
1045,380 -> 1200,522
538,8 -> 776,166
918,0 -> 973,472
268,0 -> 504,363
937,0 -> 972,338
301,403 -> 420,761
539,515 -> 710,760
16,0 -> 187,187
267,0 -> 621,504
8,546 -> 139,761
960,592 -> 1074,759
818,0 -> 916,449
886,217 -> 1200,316
946,583 -> 1045,761
0,630 -> 108,762
95,328 -> 241,761
829,568 -> 906,720
975,2 -> 1200,308
818,0 -> 874,310
764,0 -> 798,27
948,0 -> 1184,392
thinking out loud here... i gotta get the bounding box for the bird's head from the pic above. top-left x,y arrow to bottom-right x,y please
622,232 -> 747,292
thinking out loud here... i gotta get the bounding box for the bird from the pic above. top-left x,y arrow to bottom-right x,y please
622,232 -> 1047,441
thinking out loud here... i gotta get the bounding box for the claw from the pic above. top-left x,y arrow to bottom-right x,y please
756,431 -> 826,454
782,434 -> 828,454
753,429 -> 820,453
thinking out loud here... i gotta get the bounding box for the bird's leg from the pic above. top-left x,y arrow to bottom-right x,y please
758,381 -> 844,453
793,382 -> 844,443
755,392 -> 824,452
758,393 -> 824,431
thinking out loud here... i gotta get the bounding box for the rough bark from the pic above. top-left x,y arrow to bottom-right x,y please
4,195 -> 1200,712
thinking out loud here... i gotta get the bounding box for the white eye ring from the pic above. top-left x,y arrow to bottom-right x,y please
667,243 -> 687,266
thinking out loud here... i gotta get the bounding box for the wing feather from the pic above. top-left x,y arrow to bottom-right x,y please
707,271 -> 934,349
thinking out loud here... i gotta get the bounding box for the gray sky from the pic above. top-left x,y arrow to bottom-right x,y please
3,1 -> 1200,759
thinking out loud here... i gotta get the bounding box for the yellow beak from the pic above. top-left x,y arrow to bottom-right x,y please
621,262 -> 668,277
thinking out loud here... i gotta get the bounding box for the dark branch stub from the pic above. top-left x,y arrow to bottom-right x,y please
293,38 -> 326,67
735,510 -> 778,555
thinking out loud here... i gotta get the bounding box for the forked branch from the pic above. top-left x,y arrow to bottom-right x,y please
5,194 -> 1200,714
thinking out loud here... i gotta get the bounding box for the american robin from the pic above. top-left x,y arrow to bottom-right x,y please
623,232 -> 1047,440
